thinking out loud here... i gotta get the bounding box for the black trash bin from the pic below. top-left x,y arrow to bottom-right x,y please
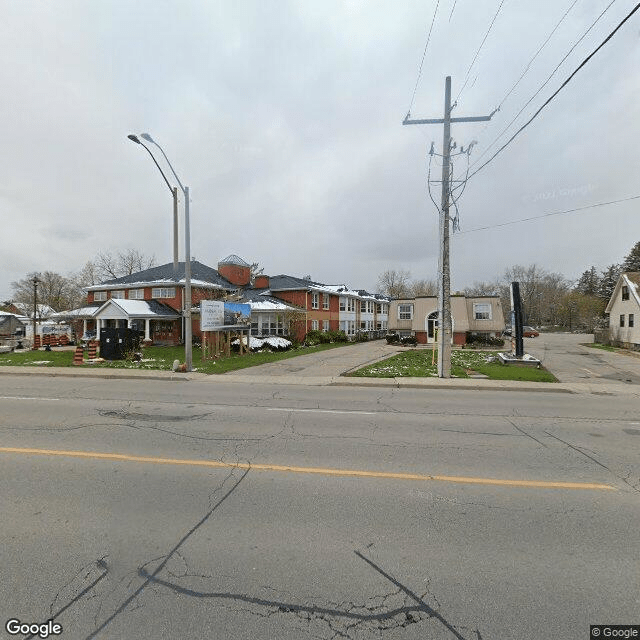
100,328 -> 140,360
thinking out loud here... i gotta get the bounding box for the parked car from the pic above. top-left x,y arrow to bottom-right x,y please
523,326 -> 539,337
502,326 -> 512,336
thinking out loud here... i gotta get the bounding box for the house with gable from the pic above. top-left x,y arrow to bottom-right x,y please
82,259 -> 234,344
605,272 -> 640,349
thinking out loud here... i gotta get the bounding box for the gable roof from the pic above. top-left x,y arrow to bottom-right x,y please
94,298 -> 181,319
606,272 -> 640,312
85,261 -> 234,291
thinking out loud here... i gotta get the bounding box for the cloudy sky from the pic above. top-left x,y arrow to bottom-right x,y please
2,0 -> 639,302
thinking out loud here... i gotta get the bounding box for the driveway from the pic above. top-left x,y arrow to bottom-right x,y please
224,340 -> 403,378
525,332 -> 640,385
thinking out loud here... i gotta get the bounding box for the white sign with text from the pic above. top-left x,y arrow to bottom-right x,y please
200,300 -> 224,331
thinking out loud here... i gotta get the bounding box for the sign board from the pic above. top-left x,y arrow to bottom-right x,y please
200,300 -> 224,331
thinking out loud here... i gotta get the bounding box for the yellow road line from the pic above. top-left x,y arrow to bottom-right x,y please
0,446 -> 616,491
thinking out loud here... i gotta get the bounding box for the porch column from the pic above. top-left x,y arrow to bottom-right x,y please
144,319 -> 151,341
83,319 -> 87,335
96,319 -> 101,341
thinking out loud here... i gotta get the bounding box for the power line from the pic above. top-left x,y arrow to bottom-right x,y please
468,0 -> 618,174
457,194 -> 640,234
455,0 -> 507,104
406,0 -> 441,118
465,0 -> 639,181
497,0 -> 581,111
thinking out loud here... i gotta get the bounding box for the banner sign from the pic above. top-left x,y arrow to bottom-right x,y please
200,301 -> 251,330
200,300 -> 224,331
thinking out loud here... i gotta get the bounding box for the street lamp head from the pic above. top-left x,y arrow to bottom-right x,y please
140,133 -> 155,144
127,134 -> 141,144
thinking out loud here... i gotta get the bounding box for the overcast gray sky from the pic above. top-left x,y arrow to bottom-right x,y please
2,0 -> 639,303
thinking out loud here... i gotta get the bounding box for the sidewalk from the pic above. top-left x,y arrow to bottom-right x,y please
1,364 -> 639,396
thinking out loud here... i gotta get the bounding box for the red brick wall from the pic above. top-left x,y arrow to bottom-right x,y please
254,275 -> 269,289
273,290 -> 308,309
218,264 -> 250,286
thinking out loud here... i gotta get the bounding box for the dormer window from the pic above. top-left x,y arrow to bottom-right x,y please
622,285 -> 629,301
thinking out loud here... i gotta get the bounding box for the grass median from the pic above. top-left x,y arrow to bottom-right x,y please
347,349 -> 557,382
0,342 -> 350,375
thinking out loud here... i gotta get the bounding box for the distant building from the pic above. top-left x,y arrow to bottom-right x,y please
71,254 -> 389,345
388,295 -> 505,345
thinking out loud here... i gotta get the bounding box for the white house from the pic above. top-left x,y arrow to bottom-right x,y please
605,272 -> 640,349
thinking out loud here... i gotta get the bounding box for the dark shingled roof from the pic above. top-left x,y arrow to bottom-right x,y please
100,261 -> 234,288
267,274 -> 327,291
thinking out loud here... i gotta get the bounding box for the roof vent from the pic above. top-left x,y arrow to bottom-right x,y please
219,254 -> 250,267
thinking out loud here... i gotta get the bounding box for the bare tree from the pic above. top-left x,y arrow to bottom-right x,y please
94,249 -> 156,281
11,271 -> 78,312
408,278 -> 438,296
377,269 -> 411,298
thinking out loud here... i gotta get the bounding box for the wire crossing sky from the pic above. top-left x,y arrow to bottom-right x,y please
1,0 -> 639,303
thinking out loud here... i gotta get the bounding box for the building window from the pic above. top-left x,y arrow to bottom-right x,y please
339,297 -> 346,311
111,290 -> 125,299
347,320 -> 355,335
323,294 -> 329,310
94,291 -> 106,302
622,286 -> 629,301
129,289 -> 145,300
323,320 -> 329,332
629,314 -> 635,328
620,314 -> 625,327
360,300 -> 366,312
311,319 -> 319,331
152,287 -> 176,299
473,303 -> 491,320
398,304 -> 413,320
311,293 -> 319,309
347,298 -> 355,312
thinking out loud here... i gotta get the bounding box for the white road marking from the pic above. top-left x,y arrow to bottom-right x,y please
0,396 -> 60,401
266,407 -> 376,416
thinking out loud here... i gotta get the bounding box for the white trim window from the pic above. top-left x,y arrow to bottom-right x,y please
311,319 -> 319,331
398,304 -> 413,320
129,289 -> 145,300
323,294 -> 330,310
473,303 -> 491,320
94,291 -> 106,302
347,298 -> 356,312
152,287 -> 176,299
111,290 -> 125,299
339,297 -> 346,311
311,293 -> 319,309
322,320 -> 329,332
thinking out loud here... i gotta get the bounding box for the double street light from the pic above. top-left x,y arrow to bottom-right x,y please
128,133 -> 193,372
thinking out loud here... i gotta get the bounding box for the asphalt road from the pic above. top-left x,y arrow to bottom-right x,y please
1,375 -> 639,640
523,332 -> 640,385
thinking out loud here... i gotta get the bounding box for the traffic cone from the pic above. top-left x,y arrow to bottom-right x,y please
73,346 -> 84,365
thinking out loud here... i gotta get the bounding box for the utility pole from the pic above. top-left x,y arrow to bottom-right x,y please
403,76 -> 494,377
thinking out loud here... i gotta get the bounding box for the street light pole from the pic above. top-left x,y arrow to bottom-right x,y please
32,275 -> 39,350
138,133 -> 193,372
127,135 -> 179,276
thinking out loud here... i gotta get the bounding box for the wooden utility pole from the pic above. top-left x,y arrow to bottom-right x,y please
403,76 -> 494,377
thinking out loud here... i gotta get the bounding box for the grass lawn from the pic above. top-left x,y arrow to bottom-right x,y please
348,349 -> 557,382
0,342 -> 350,374
583,343 -> 617,352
